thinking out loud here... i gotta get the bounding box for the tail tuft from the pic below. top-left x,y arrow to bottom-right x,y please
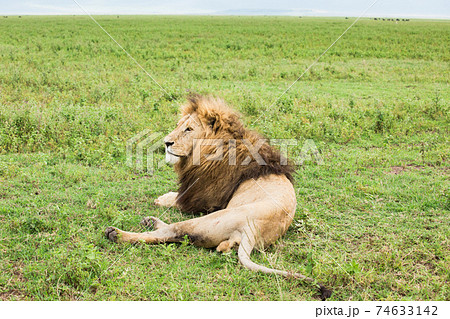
319,285 -> 332,300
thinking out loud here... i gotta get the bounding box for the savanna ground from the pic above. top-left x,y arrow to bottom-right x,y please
0,15 -> 449,301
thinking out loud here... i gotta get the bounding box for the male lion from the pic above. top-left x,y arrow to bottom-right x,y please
105,95 -> 331,299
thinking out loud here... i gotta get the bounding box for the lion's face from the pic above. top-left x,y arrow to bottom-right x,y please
164,113 -> 204,164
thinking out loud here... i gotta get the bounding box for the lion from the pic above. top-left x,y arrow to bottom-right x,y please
105,95 -> 331,299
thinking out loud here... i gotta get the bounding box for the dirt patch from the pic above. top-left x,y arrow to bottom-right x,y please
387,166 -> 405,175
0,264 -> 28,300
0,289 -> 27,301
387,165 -> 425,175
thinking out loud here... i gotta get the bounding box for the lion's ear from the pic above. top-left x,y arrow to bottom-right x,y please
205,112 -> 222,133
208,117 -> 217,130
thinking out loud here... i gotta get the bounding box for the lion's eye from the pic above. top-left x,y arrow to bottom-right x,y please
184,127 -> 193,132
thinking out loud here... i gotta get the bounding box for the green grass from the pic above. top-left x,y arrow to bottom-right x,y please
0,15 -> 449,301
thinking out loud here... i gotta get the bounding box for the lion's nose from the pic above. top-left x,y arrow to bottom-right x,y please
165,141 -> 174,147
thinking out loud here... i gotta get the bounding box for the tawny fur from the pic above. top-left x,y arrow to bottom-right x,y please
105,95 -> 331,300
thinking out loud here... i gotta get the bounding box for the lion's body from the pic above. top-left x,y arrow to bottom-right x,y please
105,95 -> 331,299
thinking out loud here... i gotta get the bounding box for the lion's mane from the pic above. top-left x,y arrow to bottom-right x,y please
175,95 -> 295,213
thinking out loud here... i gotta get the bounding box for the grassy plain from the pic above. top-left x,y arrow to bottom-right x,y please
0,15 -> 449,300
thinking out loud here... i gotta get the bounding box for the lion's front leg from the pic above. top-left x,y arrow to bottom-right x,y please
154,191 -> 179,208
105,209 -> 237,248
105,223 -> 177,245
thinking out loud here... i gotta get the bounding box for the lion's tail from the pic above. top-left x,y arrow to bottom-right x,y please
237,234 -> 332,300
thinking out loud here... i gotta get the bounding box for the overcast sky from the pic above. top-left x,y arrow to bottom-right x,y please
1,1 -> 449,19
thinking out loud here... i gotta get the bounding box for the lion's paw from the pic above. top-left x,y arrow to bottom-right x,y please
141,216 -> 167,230
154,192 -> 178,208
140,217 -> 153,228
105,226 -> 119,242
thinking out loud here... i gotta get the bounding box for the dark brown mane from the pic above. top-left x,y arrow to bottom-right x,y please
175,95 -> 295,214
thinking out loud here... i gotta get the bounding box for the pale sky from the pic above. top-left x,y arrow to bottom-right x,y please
1,1 -> 449,19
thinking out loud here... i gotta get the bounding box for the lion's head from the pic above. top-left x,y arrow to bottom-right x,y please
164,95 -> 244,165
164,95 -> 294,214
